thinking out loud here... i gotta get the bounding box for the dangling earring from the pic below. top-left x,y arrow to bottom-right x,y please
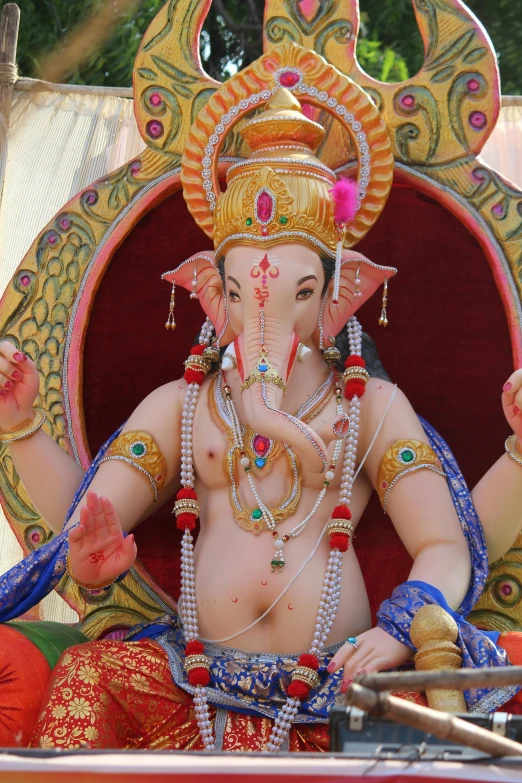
354,264 -> 362,299
190,265 -> 198,300
378,278 -> 389,327
165,281 -> 176,330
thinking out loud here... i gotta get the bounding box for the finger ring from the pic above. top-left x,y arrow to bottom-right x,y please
347,636 -> 359,650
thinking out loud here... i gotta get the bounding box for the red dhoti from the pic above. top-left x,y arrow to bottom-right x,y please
31,634 -> 522,751
29,639 -> 331,751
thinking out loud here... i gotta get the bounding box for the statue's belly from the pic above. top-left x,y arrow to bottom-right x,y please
193,487 -> 372,654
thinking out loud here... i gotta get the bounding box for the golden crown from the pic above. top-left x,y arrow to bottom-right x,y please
213,88 -> 340,258
181,43 -> 394,259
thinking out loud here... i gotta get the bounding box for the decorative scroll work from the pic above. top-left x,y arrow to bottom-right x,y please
468,544 -> 522,633
133,0 -> 220,162
0,148 -> 178,634
264,0 -> 500,167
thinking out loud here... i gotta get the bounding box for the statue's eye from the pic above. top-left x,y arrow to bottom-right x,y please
229,290 -> 241,302
296,288 -> 314,301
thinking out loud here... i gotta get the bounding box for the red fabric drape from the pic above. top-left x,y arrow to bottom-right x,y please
83,183 -> 513,617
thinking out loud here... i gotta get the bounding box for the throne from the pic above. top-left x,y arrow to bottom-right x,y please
0,0 -> 521,748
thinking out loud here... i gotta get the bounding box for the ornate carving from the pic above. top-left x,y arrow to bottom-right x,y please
264,0 -> 500,166
468,534 -> 522,633
133,0 -> 220,161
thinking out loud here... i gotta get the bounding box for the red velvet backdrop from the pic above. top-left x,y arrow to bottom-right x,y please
83,182 -> 513,618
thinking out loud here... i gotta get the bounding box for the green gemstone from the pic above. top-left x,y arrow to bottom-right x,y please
271,559 -> 285,567
246,217 -> 253,226
400,448 -> 415,463
252,508 -> 262,520
131,442 -> 146,457
279,216 -> 288,225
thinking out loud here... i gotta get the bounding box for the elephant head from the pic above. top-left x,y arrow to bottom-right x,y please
163,244 -> 396,473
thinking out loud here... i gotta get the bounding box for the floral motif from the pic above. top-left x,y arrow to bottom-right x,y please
67,698 -> 92,720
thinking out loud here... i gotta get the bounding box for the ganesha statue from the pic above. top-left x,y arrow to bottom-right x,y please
0,0 -> 522,755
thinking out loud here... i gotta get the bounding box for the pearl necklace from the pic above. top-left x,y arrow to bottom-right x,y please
174,316 -> 365,753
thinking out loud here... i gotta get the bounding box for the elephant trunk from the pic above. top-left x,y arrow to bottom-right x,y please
238,315 -> 327,474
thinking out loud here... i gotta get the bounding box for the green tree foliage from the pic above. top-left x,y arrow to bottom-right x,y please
1,0 -> 520,94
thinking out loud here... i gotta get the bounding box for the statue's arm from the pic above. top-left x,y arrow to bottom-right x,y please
60,379 -> 185,534
327,379 -> 472,687
0,336 -> 185,536
471,368 -> 522,564
62,378 -> 186,587
361,379 -> 471,610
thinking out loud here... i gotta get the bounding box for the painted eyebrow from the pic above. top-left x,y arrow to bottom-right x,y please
227,275 -> 241,289
297,275 -> 318,286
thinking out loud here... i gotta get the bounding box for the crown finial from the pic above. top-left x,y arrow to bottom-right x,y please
240,87 -> 325,153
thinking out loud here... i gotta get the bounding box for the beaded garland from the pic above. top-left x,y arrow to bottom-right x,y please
173,315 -> 367,752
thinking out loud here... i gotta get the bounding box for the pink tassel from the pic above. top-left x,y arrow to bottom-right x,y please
330,178 -> 358,225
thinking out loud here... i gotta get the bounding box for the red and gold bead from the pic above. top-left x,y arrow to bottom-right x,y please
174,487 -> 200,530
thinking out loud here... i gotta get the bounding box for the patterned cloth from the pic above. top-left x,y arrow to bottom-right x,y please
128,613 -> 345,723
29,639 -> 331,751
30,635 -> 430,751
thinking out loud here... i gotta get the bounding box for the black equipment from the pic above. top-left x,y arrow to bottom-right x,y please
329,706 -> 522,760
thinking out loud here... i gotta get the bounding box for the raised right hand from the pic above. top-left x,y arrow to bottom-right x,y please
0,340 -> 40,432
68,492 -> 137,586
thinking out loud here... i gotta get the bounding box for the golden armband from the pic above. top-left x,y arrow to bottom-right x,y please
377,439 -> 446,513
99,431 -> 167,502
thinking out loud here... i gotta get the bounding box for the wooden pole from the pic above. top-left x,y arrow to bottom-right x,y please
347,683 -> 522,758
357,665 -> 522,693
0,4 -> 20,128
0,3 -> 20,207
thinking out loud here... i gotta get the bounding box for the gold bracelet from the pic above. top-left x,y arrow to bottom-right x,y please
66,553 -> 115,590
99,430 -> 167,502
0,409 -> 46,444
377,438 -> 446,513
505,434 -> 522,467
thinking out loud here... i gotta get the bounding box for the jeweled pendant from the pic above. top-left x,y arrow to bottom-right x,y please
271,538 -> 286,572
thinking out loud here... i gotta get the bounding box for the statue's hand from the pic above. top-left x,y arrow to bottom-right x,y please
67,492 -> 137,586
503,368 -> 522,443
327,626 -> 412,693
0,341 -> 40,432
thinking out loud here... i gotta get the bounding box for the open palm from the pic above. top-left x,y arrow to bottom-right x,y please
68,492 -> 137,586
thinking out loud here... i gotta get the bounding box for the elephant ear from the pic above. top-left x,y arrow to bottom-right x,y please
162,251 -> 235,345
319,251 -> 397,341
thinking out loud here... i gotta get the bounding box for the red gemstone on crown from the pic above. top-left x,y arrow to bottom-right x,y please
257,191 -> 274,223
253,435 -> 271,456
279,71 -> 300,88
